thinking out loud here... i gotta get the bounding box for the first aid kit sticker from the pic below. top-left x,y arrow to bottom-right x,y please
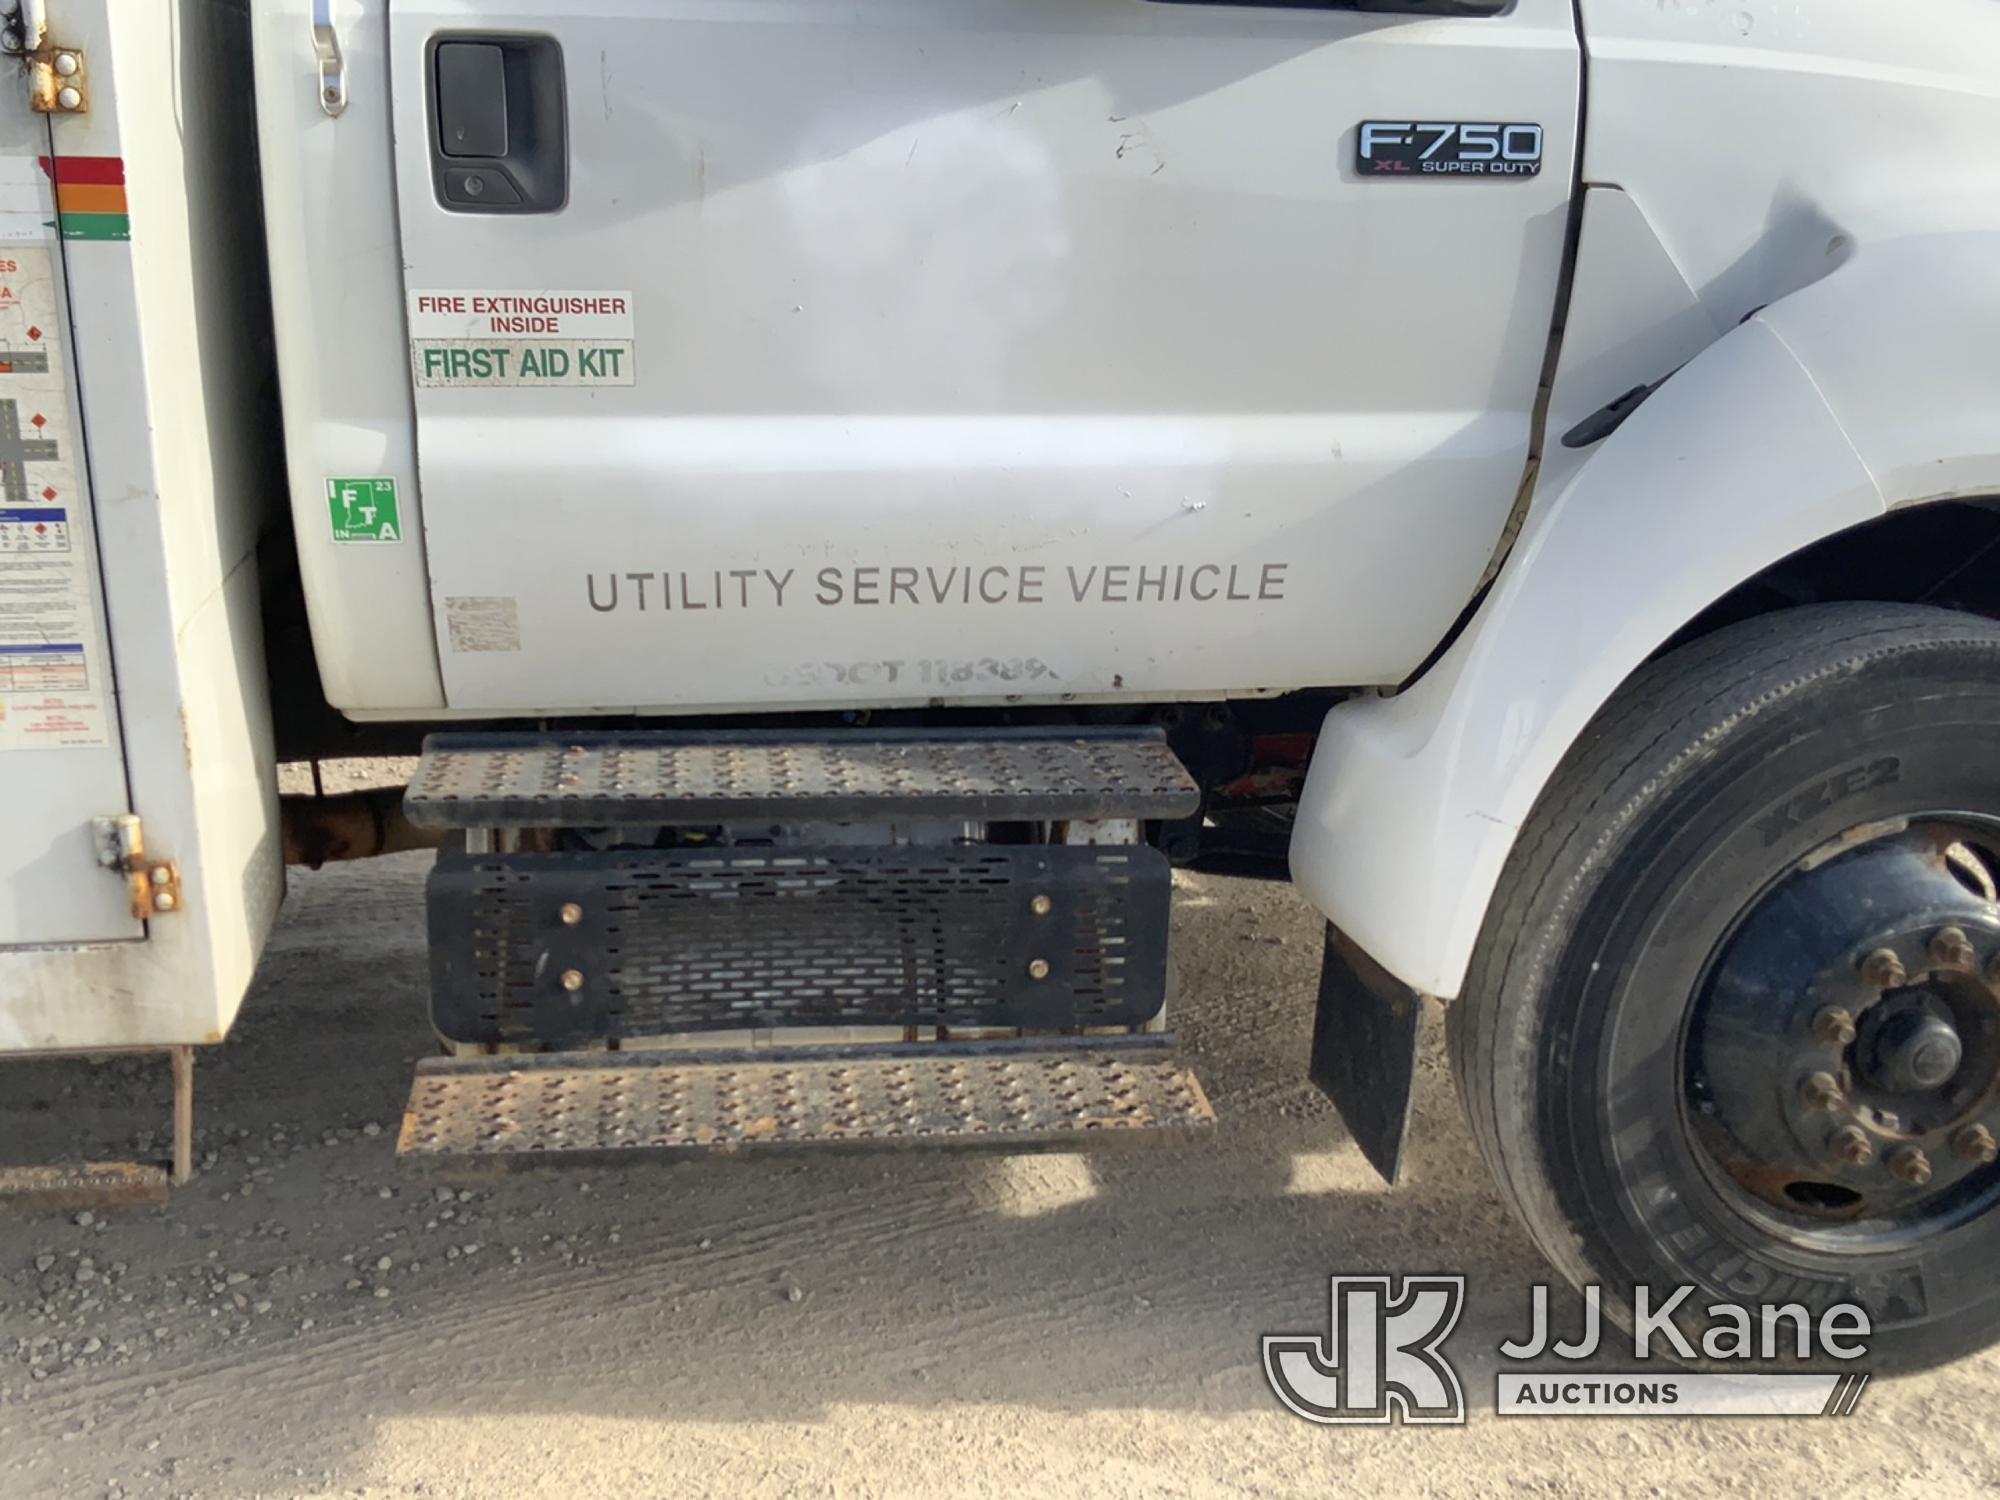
408,289 -> 636,388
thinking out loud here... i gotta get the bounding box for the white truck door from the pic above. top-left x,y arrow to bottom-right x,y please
386,0 -> 1579,714
0,88 -> 137,943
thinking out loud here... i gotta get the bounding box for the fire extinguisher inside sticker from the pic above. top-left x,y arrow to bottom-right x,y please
327,477 -> 402,543
407,290 -> 637,387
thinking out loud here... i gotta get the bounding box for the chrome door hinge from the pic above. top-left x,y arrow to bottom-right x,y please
2,3 -> 88,114
311,0 -> 347,117
93,815 -> 185,921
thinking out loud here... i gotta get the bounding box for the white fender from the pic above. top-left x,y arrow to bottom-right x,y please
1289,232 -> 2000,1000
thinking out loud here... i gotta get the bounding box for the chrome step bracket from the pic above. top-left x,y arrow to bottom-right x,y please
396,1037 -> 1215,1167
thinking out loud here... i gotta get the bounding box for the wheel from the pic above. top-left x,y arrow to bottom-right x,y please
1452,602 -> 2000,1371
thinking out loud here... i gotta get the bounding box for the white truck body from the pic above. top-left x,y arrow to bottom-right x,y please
9,0 -> 2000,1370
1296,2 -> 2000,998
0,0 -> 280,1048
0,0 -> 1993,1192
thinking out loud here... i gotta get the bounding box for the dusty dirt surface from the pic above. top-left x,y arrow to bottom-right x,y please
5,794 -> 2000,1496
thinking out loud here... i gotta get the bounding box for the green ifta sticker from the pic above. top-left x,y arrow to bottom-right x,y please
326,477 -> 402,543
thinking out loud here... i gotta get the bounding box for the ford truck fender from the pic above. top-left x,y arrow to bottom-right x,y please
1289,231 -> 2000,1005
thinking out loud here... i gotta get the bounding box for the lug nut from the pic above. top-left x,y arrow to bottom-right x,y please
1812,1006 -> 1858,1047
1888,1146 -> 1934,1187
560,968 -> 585,992
559,902 -> 584,926
1829,1125 -> 1875,1167
1860,948 -> 1907,990
1029,894 -> 1053,917
1953,1123 -> 1999,1166
1800,1071 -> 1845,1112
1931,926 -> 1976,971
1027,958 -> 1051,980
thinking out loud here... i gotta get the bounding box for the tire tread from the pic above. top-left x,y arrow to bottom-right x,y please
1451,603 -> 2000,1314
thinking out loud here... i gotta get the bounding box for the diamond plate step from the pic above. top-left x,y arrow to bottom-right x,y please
404,727 -> 1199,829
396,1039 -> 1215,1166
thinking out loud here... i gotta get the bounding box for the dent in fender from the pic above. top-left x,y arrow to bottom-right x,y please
1292,233 -> 2000,998
1289,315 -> 1884,1000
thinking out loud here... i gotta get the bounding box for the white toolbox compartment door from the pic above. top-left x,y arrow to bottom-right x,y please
0,93 -> 136,945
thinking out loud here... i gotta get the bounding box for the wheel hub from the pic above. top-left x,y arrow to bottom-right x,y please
1686,820 -> 2000,1230
1859,995 -> 1965,1094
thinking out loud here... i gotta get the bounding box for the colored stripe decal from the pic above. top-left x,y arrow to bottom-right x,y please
55,182 -> 123,214
38,154 -> 123,185
36,156 -> 129,241
60,214 -> 129,241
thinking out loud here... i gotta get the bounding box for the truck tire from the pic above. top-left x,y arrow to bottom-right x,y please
1451,602 -> 2000,1370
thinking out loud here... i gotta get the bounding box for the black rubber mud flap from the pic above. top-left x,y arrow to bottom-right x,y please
1308,923 -> 1424,1185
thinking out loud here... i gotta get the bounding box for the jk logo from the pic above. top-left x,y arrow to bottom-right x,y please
1262,1276 -> 1467,1425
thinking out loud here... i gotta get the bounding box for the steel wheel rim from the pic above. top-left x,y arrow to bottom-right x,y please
1681,813 -> 2000,1251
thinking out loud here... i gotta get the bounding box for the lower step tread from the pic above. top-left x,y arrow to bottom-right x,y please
397,1040 -> 1214,1164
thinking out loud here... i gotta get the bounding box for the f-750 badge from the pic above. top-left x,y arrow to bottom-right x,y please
1358,122 -> 1543,178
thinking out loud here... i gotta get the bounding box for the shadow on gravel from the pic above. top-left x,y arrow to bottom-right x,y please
0,856 -> 1554,1498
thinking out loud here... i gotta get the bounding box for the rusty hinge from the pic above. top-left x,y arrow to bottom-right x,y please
1,2 -> 86,114
92,814 -> 184,921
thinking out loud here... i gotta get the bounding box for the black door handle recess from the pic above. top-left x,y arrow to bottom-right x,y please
427,34 -> 566,213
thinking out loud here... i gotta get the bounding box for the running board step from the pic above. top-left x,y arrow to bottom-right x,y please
427,842 -> 1171,1046
403,726 -> 1199,829
396,1039 -> 1215,1166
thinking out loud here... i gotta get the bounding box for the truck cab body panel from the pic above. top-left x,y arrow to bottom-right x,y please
268,0 -> 1583,716
1292,0 -> 2000,1000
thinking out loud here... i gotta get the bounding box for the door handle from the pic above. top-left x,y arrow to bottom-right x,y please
426,34 -> 567,214
310,0 -> 345,117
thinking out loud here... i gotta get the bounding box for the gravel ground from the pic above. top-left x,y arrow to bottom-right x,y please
4,804 -> 1999,1497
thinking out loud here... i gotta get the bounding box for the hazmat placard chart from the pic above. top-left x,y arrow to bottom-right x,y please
0,242 -> 108,750
0,504 -> 68,552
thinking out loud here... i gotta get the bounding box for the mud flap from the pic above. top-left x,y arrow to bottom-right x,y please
1308,923 -> 1424,1185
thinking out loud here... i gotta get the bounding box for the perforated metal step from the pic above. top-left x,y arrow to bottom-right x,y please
404,727 -> 1199,829
429,843 -> 1170,1047
396,1040 -> 1215,1165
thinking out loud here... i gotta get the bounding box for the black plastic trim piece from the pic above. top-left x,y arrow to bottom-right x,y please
425,32 -> 567,214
